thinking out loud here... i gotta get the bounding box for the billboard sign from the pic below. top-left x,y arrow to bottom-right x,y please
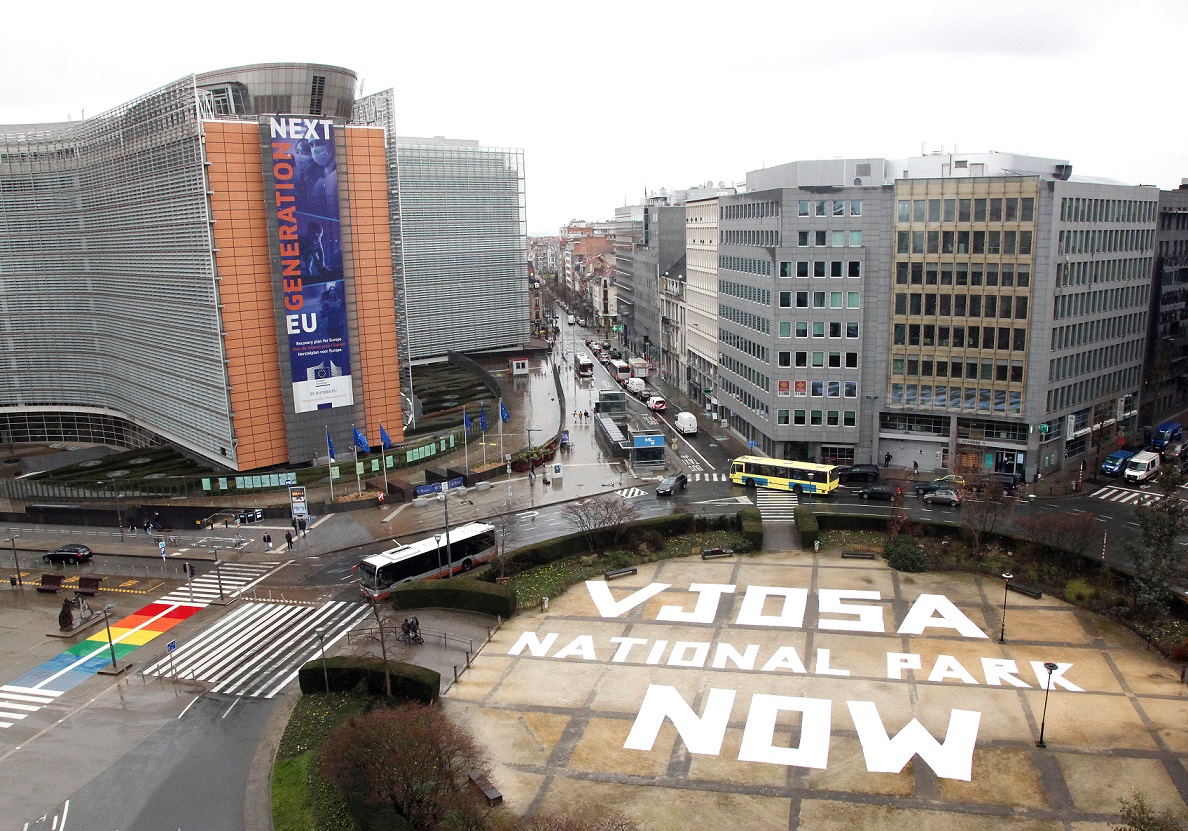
288,486 -> 308,519
264,116 -> 354,413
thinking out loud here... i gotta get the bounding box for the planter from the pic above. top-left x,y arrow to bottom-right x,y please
510,459 -> 531,473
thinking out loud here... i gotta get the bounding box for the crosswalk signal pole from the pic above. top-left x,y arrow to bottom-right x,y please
185,562 -> 195,604
212,552 -> 225,601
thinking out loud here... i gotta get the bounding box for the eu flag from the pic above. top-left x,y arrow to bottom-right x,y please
464,410 -> 472,432
499,399 -> 510,424
480,403 -> 487,432
353,427 -> 371,454
326,431 -> 336,463
380,424 -> 392,449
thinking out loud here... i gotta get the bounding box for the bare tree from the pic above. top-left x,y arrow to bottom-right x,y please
363,593 -> 393,697
1014,510 -> 1101,560
561,494 -> 638,552
490,485 -> 522,579
1126,467 -> 1188,615
961,487 -> 1015,555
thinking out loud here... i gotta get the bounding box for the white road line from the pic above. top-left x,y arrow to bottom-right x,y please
177,695 -> 201,719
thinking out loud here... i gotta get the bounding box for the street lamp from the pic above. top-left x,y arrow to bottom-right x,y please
433,534 -> 442,577
998,572 -> 1013,644
6,535 -> 20,587
100,478 -> 125,542
437,490 -> 455,576
315,627 -> 329,694
100,603 -> 119,669
1035,661 -> 1060,748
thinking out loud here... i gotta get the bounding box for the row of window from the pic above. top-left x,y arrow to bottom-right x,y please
722,200 -> 779,220
893,357 -> 1024,384
799,200 -> 863,218
722,229 -> 780,247
1059,229 -> 1153,256
897,197 -> 1035,224
880,412 -> 952,436
719,280 -> 770,305
721,379 -> 767,418
1048,339 -> 1142,383
1046,365 -> 1140,414
890,384 -> 1024,415
1051,310 -> 1145,351
896,229 -> 1032,256
719,303 -> 770,335
720,329 -> 769,363
1059,197 -> 1155,224
779,320 -> 861,339
780,260 -> 863,278
1054,287 -> 1148,321
778,350 -> 861,369
892,324 -> 1027,351
782,290 -> 861,310
779,410 -> 858,428
782,380 -> 859,398
894,292 -> 1029,320
1058,255 -> 1150,288
719,255 -> 772,276
797,230 -> 863,247
722,354 -> 769,392
895,262 -> 1031,287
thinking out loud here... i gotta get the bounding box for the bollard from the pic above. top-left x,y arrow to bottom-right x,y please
453,665 -> 459,683
542,596 -> 549,612
814,539 -> 820,552
466,650 -> 472,669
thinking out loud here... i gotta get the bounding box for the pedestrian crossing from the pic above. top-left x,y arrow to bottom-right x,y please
690,473 -> 727,482
1090,486 -> 1162,507
158,561 -> 283,606
0,685 -> 60,729
141,600 -> 370,698
755,489 -> 800,522
615,487 -> 648,499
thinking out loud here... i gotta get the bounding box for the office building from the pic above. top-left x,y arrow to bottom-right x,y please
1144,182 -> 1188,423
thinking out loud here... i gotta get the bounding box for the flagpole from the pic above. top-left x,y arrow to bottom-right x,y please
326,427 -> 335,502
481,404 -> 488,468
381,436 -> 389,496
353,423 -> 362,495
463,407 -> 470,474
498,398 -> 506,478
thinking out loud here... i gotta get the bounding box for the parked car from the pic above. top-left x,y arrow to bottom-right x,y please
914,475 -> 965,496
656,473 -> 688,496
923,488 -> 962,507
1100,449 -> 1136,476
968,473 -> 1020,495
858,483 -> 901,500
836,464 -> 880,483
43,544 -> 94,564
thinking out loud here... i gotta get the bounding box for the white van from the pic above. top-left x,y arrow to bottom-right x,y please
567,314 -> 575,325
624,377 -> 647,396
675,411 -> 698,435
1124,450 -> 1161,483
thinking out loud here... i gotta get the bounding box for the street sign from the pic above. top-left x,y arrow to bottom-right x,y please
167,640 -> 176,653
1038,423 -> 1049,435
749,440 -> 756,448
159,540 -> 167,558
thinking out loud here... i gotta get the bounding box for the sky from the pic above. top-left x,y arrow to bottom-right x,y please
4,0 -> 1187,236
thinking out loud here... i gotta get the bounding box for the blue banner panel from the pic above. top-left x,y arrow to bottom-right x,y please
265,116 -> 354,413
633,435 -> 665,448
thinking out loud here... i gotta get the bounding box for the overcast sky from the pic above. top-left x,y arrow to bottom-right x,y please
5,0 -> 1186,235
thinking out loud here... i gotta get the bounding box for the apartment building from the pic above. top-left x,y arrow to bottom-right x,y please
1144,183 -> 1188,423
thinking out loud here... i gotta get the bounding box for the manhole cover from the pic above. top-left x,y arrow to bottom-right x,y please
143,472 -> 167,480
106,469 -> 130,478
79,460 -> 103,468
127,457 -> 153,465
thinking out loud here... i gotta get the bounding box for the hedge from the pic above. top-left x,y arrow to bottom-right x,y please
884,535 -> 927,573
738,507 -> 763,551
390,577 -> 516,619
793,506 -> 819,548
297,656 -> 440,703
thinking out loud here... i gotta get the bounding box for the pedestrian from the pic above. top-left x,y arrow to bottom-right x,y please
291,517 -> 298,533
235,516 -> 241,529
913,460 -> 919,477
263,532 -> 272,551
285,531 -> 293,551
223,518 -> 229,529
144,520 -> 152,535
411,616 -> 420,636
401,618 -> 411,643
130,521 -> 137,537
884,452 -> 892,468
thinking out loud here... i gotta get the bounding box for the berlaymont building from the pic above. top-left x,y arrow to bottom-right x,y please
0,63 -> 528,472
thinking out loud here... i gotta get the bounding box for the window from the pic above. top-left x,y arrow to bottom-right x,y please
913,200 -> 927,222
912,231 -> 924,254
927,231 -> 940,254
778,351 -> 791,367
1015,297 -> 1028,319
850,200 -> 863,216
795,290 -> 808,308
810,410 -> 823,426
829,321 -> 842,338
812,351 -> 825,367
828,381 -> 841,398
777,409 -> 790,425
847,322 -> 860,338
846,352 -> 859,367
844,381 -> 857,398
1013,328 -> 1026,350
829,352 -> 842,368
831,260 -> 843,278
816,230 -> 827,246
943,199 -> 956,222
846,291 -> 860,309
929,199 -> 941,222
843,410 -> 856,427
833,200 -> 846,216
1021,197 -> 1035,221
898,201 -> 911,222
832,231 -> 846,247
811,381 -> 824,396
814,261 -> 826,278
893,356 -> 905,375
1019,231 -> 1032,255
816,200 -> 827,217
910,293 -> 922,315
798,231 -> 809,246
959,199 -> 971,222
989,198 -> 1003,222
794,409 -> 806,425
974,198 -> 987,221
849,261 -> 861,278
797,261 -> 809,278
829,291 -> 843,308
779,291 -> 792,308
795,351 -> 808,367
897,231 -> 910,254
780,321 -> 793,338
813,291 -> 826,308
850,230 -> 862,246
798,200 -> 810,217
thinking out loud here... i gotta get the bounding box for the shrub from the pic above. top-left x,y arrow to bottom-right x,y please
390,577 -> 516,619
297,656 -> 440,703
739,507 -> 763,551
793,506 -> 819,549
1170,639 -> 1188,663
885,535 -> 928,573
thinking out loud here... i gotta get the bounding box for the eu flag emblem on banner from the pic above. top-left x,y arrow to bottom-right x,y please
464,410 -> 472,432
499,399 -> 510,424
380,424 -> 392,449
326,431 -> 336,463
480,404 -> 487,432
353,427 -> 371,454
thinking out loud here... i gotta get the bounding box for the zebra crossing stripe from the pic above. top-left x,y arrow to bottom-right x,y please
615,487 -> 646,499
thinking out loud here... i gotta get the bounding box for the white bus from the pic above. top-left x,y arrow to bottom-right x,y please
576,354 -> 595,378
608,359 -> 632,382
356,522 -> 498,600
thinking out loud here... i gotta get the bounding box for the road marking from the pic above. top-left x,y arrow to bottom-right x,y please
615,487 -> 647,499
382,504 -> 408,523
178,695 -> 201,720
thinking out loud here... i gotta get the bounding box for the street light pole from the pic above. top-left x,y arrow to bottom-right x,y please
6,535 -> 20,587
438,490 -> 453,576
316,627 -> 329,694
100,479 -> 125,542
1035,661 -> 1059,747
999,572 -> 1013,644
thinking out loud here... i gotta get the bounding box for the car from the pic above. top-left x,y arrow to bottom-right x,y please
858,483 -> 901,500
646,396 -> 667,412
923,488 -> 962,507
577,318 -> 587,327
836,464 -> 880,483
968,473 -> 1020,494
656,473 -> 688,495
914,475 -> 965,496
43,544 -> 94,564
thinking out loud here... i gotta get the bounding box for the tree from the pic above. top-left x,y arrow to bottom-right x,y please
1126,467 -> 1188,615
1014,510 -> 1101,560
319,703 -> 490,831
1112,790 -> 1187,831
363,593 -> 393,697
561,494 -> 638,552
961,487 -> 1015,555
490,485 -> 522,579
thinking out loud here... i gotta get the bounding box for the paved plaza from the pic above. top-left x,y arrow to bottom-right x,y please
446,551 -> 1188,830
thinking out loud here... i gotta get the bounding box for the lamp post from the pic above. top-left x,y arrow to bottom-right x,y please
1035,661 -> 1059,747
433,534 -> 442,577
998,572 -> 1013,643
101,478 -> 124,542
437,490 -> 454,576
100,603 -> 119,669
6,535 -> 20,587
315,627 -> 329,694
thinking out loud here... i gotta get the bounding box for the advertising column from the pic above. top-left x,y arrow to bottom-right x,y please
263,116 -> 354,413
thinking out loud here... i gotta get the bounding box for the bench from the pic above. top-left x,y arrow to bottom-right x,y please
36,573 -> 66,593
469,770 -> 503,806
841,549 -> 879,560
604,567 -> 638,580
74,576 -> 103,597
701,547 -> 735,560
1007,582 -> 1043,599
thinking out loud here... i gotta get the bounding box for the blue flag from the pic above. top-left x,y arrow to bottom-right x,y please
464,409 -> 472,432
499,399 -> 510,424
380,424 -> 392,449
353,427 -> 371,454
480,403 -> 487,432
326,431 -> 336,463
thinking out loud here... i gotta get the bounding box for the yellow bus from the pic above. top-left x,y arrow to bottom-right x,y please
728,456 -> 841,495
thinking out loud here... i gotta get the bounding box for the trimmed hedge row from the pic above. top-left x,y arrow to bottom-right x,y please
738,507 -> 763,551
390,577 -> 516,618
297,656 -> 440,703
794,506 -> 819,548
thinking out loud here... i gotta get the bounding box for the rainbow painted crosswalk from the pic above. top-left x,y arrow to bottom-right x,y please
0,562 -> 283,729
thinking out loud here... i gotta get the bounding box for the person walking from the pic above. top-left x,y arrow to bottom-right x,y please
130,521 -> 137,537
912,460 -> 919,477
884,452 -> 892,468
285,531 -> 294,551
263,532 -> 272,551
